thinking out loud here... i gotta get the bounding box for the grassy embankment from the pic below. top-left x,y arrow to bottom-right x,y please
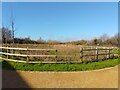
1,57 -> 119,71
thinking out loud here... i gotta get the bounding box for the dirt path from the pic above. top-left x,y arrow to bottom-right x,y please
3,66 -> 118,88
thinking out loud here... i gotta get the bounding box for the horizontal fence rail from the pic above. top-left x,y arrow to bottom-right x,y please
82,53 -> 113,57
0,52 -> 27,57
1,47 -> 27,50
1,47 -> 57,51
0,52 -> 57,57
82,48 -> 113,51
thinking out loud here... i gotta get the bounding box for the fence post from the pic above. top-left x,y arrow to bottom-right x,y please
111,47 -> 114,58
96,47 -> 98,60
80,48 -> 83,62
55,49 -> 57,63
109,48 -> 111,58
7,46 -> 8,59
26,47 -> 29,63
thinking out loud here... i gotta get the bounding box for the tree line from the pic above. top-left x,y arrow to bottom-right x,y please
1,27 -> 119,47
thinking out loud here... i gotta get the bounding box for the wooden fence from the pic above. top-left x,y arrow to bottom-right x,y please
0,46 -> 116,63
80,47 -> 114,62
0,46 -> 57,63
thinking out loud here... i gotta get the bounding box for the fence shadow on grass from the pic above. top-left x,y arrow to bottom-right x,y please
2,61 -> 32,90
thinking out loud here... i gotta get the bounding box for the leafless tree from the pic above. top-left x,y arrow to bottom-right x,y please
100,33 -> 109,42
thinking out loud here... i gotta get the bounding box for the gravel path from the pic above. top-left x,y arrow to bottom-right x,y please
2,66 -> 118,88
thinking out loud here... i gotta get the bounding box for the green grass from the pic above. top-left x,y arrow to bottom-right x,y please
114,48 -> 119,54
2,58 -> 119,71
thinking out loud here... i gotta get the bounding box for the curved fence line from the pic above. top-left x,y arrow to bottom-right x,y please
0,46 -> 117,63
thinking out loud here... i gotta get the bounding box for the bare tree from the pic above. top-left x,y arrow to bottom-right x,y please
100,33 -> 109,42
11,12 -> 15,45
1,26 -> 12,48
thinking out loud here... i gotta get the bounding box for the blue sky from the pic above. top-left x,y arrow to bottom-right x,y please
2,2 -> 118,42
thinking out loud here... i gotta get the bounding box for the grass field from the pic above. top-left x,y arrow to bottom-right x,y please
2,57 -> 119,71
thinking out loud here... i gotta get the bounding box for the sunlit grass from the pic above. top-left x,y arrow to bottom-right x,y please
2,58 -> 118,71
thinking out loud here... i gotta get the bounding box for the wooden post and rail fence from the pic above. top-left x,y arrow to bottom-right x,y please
0,46 -> 57,63
0,46 -> 116,63
80,47 -> 114,62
